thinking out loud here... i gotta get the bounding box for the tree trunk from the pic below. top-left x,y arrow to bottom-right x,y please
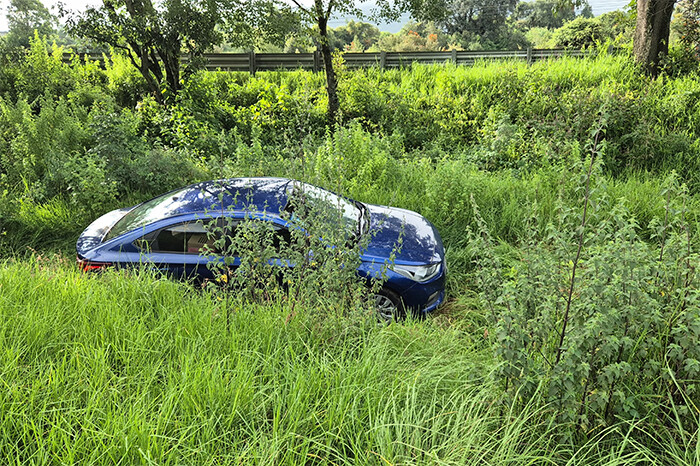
317,16 -> 339,126
138,47 -> 164,104
159,42 -> 181,98
634,0 -> 676,75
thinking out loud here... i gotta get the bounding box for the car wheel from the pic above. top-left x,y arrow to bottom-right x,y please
374,288 -> 405,323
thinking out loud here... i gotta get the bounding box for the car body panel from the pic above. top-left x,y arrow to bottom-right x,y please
362,204 -> 444,265
76,207 -> 132,258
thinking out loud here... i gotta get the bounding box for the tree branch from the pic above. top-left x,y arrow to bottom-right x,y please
325,0 -> 336,19
288,0 -> 312,17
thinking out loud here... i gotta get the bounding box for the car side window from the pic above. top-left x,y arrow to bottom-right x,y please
134,218 -> 234,254
270,224 -> 292,252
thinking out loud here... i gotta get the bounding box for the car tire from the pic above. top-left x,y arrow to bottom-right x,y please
374,288 -> 406,323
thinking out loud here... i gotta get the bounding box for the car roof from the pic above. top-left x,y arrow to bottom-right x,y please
164,177 -> 294,216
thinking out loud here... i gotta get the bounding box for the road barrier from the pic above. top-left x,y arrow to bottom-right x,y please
63,47 -> 615,73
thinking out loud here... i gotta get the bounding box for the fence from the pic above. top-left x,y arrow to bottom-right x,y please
63,47 -> 613,73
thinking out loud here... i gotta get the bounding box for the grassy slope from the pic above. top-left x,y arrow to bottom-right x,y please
1,259 -> 691,465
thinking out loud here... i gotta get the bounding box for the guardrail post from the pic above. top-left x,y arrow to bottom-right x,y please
380,51 -> 386,70
249,51 -> 256,75
451,49 -> 457,64
526,47 -> 533,65
313,50 -> 321,72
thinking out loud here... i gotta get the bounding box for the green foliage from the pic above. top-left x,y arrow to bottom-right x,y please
674,0 -> 700,52
0,36 -> 108,107
515,0 -> 579,30
201,182 -> 384,326
0,96 -> 90,200
220,0 -> 300,51
469,144 -> 700,435
553,17 -> 604,48
64,0 -> 225,101
0,52 -> 201,220
4,0 -> 57,50
596,10 -> 635,44
103,52 -> 148,107
87,110 -> 202,197
17,35 -> 76,104
525,26 -> 556,48
662,43 -> 700,76
551,12 -> 634,50
430,0 -> 519,47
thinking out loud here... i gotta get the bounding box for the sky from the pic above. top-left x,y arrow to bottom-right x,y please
0,0 -> 631,34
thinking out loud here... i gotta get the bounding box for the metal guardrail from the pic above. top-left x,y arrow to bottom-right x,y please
62,47 -> 611,73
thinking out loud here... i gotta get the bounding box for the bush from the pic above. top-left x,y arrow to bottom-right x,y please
88,109 -> 203,199
470,150 -> 700,436
0,97 -> 91,200
103,52 -> 147,108
553,17 -> 605,48
17,35 -> 78,106
200,182 -> 384,326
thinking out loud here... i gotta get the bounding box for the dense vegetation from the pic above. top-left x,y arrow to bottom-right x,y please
1,38 -> 699,463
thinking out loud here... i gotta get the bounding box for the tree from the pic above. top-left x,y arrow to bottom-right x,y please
65,0 -> 222,103
515,0 -> 579,30
221,1 -> 300,51
552,0 -> 672,76
5,0 -> 56,49
329,20 -> 380,51
407,0 -> 531,49
288,0 -> 437,125
634,0 -> 677,74
65,0 -> 296,103
439,0 -> 518,42
287,0 -> 351,125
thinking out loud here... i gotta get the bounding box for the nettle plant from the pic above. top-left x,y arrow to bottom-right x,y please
199,183 -> 386,327
469,124 -> 700,434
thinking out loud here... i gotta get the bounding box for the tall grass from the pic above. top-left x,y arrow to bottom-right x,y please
0,258 -> 693,464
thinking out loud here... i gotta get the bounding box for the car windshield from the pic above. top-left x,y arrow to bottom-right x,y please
104,186 -> 212,242
286,183 -> 363,235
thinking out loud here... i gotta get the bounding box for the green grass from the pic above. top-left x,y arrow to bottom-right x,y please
0,258 -> 696,464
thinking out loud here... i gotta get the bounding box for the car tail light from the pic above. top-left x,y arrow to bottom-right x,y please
77,256 -> 112,272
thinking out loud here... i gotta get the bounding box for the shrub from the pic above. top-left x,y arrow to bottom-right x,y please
553,17 -> 605,48
103,52 -> 147,108
88,109 -> 204,198
17,35 -> 77,106
470,144 -> 700,435
200,181 -> 385,327
0,97 -> 91,200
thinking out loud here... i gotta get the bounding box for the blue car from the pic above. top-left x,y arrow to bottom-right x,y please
77,178 -> 445,320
